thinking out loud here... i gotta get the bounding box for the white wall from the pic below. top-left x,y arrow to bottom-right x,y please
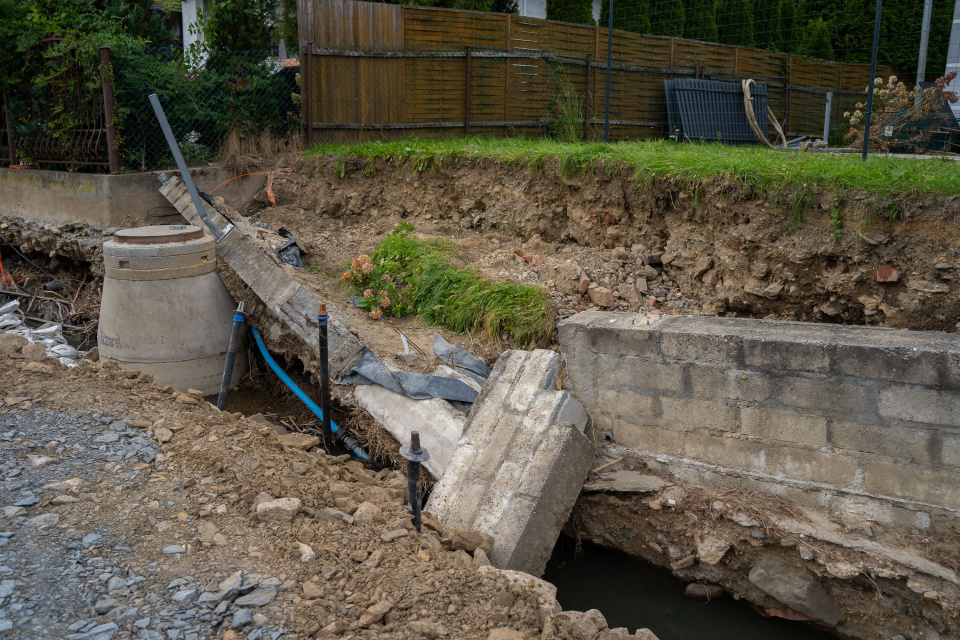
517,0 -> 602,23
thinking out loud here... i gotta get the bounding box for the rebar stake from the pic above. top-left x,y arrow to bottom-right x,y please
216,302 -> 245,411
400,432 -> 430,533
317,304 -> 333,447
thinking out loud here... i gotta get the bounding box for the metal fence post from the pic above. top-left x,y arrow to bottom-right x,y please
2,92 -> 15,166
604,0 -> 612,143
304,42 -> 314,147
584,54 -> 592,141
98,47 -> 120,174
823,91 -> 833,144
465,46 -> 472,135
862,0 -> 884,162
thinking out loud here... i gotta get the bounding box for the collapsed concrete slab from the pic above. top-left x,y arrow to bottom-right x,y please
159,177 -> 364,376
353,384 -> 466,479
426,349 -> 594,576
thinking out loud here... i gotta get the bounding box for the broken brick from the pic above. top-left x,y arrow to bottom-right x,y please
587,286 -> 614,308
876,265 -> 899,283
577,271 -> 591,295
702,272 -> 719,286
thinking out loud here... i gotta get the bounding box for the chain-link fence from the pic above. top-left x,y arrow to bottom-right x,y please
112,47 -> 301,172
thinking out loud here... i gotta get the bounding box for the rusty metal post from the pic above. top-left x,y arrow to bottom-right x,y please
304,42 -> 314,147
98,47 -> 120,174
584,54 -> 592,141
2,92 -> 15,166
400,432 -> 430,533
465,46 -> 472,135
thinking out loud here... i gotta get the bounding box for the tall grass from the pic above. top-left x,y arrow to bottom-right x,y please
343,223 -> 554,347
307,137 -> 960,198
548,69 -> 583,143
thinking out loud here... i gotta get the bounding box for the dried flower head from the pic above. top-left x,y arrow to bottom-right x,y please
369,307 -> 384,320
361,262 -> 374,274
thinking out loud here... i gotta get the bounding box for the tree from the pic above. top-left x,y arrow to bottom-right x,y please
716,0 -> 754,47
104,0 -> 175,46
205,0 -> 278,54
650,0 -> 685,38
800,16 -> 832,59
547,0 -> 595,25
777,0 -> 799,53
684,0 -> 718,42
599,0 -> 651,34
752,0 -> 779,49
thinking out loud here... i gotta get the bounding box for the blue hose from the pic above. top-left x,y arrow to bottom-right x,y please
250,327 -> 369,460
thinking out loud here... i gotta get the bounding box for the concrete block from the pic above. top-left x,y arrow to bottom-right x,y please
660,326 -> 741,364
682,431 -> 766,473
764,446 -> 859,487
878,387 -> 960,426
940,433 -> 960,468
354,384 -> 466,479
740,407 -> 827,447
863,461 -> 960,509
603,355 -> 685,393
660,397 -> 737,432
597,389 -> 658,424
612,422 -> 684,455
832,343 -> 941,387
742,337 -> 831,374
688,365 -> 771,403
427,349 -> 593,576
586,317 -> 663,359
947,347 -> 960,391
741,408 -> 827,447
778,377 -> 871,415
831,420 -> 933,463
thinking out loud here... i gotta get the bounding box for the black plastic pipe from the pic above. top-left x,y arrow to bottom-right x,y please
317,304 -> 333,446
216,302 -> 245,411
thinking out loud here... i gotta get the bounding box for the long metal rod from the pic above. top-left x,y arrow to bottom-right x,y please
823,91 -> 833,144
148,93 -> 231,241
317,304 -> 333,446
584,54 -> 592,141
3,92 -> 16,166
604,0 -> 613,143
217,302 -> 245,411
465,46 -> 472,135
862,0 -> 884,162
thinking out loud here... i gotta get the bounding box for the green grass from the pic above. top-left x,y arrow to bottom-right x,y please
307,137 -> 960,198
343,223 -> 554,347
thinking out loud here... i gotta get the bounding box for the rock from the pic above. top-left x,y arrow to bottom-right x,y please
219,571 -> 244,592
162,545 -> 186,554
302,581 -> 325,600
588,286 -> 614,308
488,630 -> 524,640
198,521 -> 220,543
362,549 -> 384,569
127,419 -> 153,429
278,433 -> 320,450
315,508 -> 353,525
50,494 -> 80,505
398,353 -> 420,366
353,501 -> 382,523
21,361 -> 53,374
407,621 -> 448,638
473,547 -> 492,569
297,542 -> 316,562
106,576 -> 125,592
94,597 -> 117,614
172,588 -> 197,603
634,277 -> 648,294
671,554 -> 696,570
542,609 -> 607,640
692,256 -> 713,278
748,554 -> 842,625
0,579 -> 15,598
256,497 -> 301,524
26,513 -> 60,529
876,265 -> 899,283
578,272 -> 591,295
71,622 -> 119,639
695,532 -> 732,565
479,567 -> 560,623
235,587 -> 277,607
82,533 -> 102,547
358,599 -> 393,627
154,427 -> 173,443
232,609 -> 253,628
175,393 -> 200,405
316,621 -> 346,638
617,283 -> 641,305
381,528 -> 408,542
1,507 -> 26,518
685,583 -> 724,599
0,334 -> 27,356
187,388 -> 204,399
20,342 -> 47,361
448,528 -> 492,553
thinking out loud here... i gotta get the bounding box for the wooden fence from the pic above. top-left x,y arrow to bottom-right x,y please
297,0 -> 893,143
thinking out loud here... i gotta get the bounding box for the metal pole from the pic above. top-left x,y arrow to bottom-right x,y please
823,91 -> 833,144
317,303 -> 332,446
98,48 -> 120,174
604,0 -> 613,143
217,302 -> 245,411
400,432 -> 430,533
862,0 -> 884,162
584,54 -> 592,141
917,0 -> 934,85
148,93 -> 232,241
465,46 -> 472,135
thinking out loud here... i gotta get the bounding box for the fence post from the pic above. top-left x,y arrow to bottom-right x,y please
604,0 -> 612,143
305,42 -> 314,147
862,0 -> 883,161
465,46 -> 472,135
823,91 -> 833,144
584,54 -> 592,141
2,92 -> 15,166
98,47 -> 120,174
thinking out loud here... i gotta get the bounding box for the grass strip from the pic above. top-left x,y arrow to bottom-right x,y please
342,223 -> 554,348
308,137 -> 960,198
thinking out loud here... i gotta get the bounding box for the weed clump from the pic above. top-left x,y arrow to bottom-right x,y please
342,223 -> 554,347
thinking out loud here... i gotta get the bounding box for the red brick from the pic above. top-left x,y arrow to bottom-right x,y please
877,264 -> 899,283
578,272 -> 591,295
701,271 -> 719,285
530,254 -> 544,266
588,286 -> 614,308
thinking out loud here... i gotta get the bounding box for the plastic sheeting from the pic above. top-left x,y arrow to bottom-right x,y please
0,300 -> 86,367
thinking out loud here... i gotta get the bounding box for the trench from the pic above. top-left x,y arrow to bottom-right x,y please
544,537 -> 838,640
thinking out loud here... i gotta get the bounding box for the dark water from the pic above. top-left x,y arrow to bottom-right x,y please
543,538 -> 837,640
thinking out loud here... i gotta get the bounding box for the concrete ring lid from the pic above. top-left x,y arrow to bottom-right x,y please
113,224 -> 204,244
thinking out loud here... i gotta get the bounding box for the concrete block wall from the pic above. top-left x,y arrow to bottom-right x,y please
559,312 -> 960,531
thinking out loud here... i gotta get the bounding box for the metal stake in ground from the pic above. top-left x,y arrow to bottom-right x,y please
216,302 -> 245,411
400,432 -> 430,533
317,304 -> 333,446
